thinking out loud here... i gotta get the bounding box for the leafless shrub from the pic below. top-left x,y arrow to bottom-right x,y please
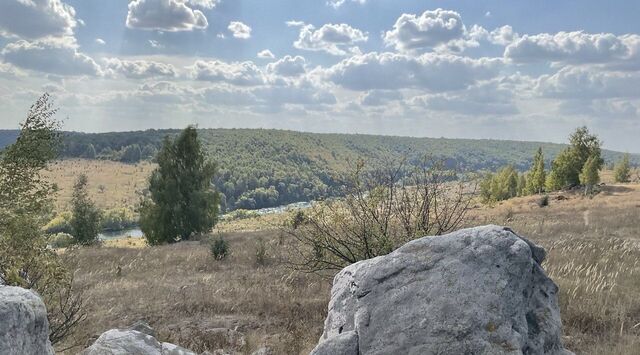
284,157 -> 477,273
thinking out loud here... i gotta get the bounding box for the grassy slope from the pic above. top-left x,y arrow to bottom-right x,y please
62,182 -> 640,354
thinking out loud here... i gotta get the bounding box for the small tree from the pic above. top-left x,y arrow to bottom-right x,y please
70,174 -> 102,245
139,126 -> 219,245
548,127 -> 602,190
526,147 -> 546,194
579,155 -> 600,195
0,94 -> 85,345
284,158 -> 475,273
120,144 -> 142,163
614,153 -> 631,183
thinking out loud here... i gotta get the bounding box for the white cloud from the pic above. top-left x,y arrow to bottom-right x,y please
505,31 -> 639,66
189,60 -> 264,86
126,0 -> 208,32
359,90 -> 402,106
0,0 -> 77,39
95,38 -> 106,45
383,9 -> 466,53
293,23 -> 368,55
325,52 -> 502,91
148,40 -> 164,48
228,21 -> 252,39
285,20 -> 305,27
536,66 -> 640,99
327,0 -> 366,9
409,78 -> 519,115
257,49 -> 275,59
267,55 -> 306,77
1,37 -> 101,76
104,58 -> 177,79
187,0 -> 219,9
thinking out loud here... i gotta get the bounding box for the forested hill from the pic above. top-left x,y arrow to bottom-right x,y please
0,128 -> 637,211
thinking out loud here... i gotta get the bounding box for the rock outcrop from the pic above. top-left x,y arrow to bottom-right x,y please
311,225 -> 574,355
0,286 -> 55,355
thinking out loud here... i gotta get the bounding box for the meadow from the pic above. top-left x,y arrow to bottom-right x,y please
54,176 -> 640,354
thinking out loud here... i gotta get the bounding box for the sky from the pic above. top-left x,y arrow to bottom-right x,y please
0,0 -> 639,152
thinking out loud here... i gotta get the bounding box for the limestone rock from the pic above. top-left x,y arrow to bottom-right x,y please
0,286 -> 55,355
82,328 -> 197,355
311,225 -> 574,355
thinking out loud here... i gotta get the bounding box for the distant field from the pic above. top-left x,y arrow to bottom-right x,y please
59,182 -> 640,354
42,159 -> 155,211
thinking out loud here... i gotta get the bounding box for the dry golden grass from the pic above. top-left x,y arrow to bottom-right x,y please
57,176 -> 640,354
42,159 -> 154,211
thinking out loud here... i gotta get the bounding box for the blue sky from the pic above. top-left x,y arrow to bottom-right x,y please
0,0 -> 639,152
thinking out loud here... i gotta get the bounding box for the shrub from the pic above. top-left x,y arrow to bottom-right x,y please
210,236 -> 229,260
44,211 -> 73,234
537,195 -> 550,208
255,237 -> 267,266
49,233 -> 74,248
284,158 -> 475,273
223,209 -> 259,221
101,207 -> 138,231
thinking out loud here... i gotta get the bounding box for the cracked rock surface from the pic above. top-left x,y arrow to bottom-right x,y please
311,225 -> 574,355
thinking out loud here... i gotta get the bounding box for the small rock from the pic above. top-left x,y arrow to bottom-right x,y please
129,320 -> 156,338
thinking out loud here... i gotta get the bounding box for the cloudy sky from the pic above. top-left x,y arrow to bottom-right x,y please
0,0 -> 639,152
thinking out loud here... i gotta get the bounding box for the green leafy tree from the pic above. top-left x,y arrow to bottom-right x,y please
580,155 -> 600,195
0,94 -> 85,344
526,147 -> 546,194
548,127 -> 602,190
82,144 -> 96,159
120,144 -> 142,163
70,174 -> 102,245
480,165 -> 521,202
139,126 -> 220,245
614,153 -> 631,183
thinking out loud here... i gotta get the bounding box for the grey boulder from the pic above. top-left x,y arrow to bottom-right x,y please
82,328 -> 196,355
311,225 -> 574,355
0,286 -> 55,355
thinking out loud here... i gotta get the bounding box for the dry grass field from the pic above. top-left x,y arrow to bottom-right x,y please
56,182 -> 640,354
42,159 -> 155,211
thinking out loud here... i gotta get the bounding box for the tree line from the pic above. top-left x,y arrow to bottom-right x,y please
480,127 -> 633,202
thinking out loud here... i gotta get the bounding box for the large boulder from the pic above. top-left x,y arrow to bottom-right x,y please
0,286 -> 55,355
311,225 -> 574,355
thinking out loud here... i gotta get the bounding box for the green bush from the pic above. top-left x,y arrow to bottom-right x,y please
224,209 -> 259,221
210,237 -> 229,260
537,195 -> 549,208
101,207 -> 138,231
44,212 -> 73,234
49,233 -> 74,249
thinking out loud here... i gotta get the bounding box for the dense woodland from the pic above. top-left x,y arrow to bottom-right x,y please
1,128 -> 637,211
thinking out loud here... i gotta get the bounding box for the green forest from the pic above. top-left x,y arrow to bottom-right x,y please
1,128 -> 637,211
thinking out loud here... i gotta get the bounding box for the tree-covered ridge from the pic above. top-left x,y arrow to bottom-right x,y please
1,128 -> 637,211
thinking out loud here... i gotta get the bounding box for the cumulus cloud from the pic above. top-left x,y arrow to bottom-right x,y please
228,21 -> 252,39
0,0 -> 77,39
359,90 -> 403,106
266,55 -> 306,77
384,9 -> 466,53
189,60 -> 264,86
95,38 -> 106,45
325,52 -> 502,91
505,32 -> 639,66
1,37 -> 101,76
104,58 -> 177,79
187,0 -> 219,9
293,23 -> 368,56
327,0 -> 366,9
126,0 -> 208,32
409,78 -> 519,115
536,66 -> 640,99
257,49 -> 275,59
